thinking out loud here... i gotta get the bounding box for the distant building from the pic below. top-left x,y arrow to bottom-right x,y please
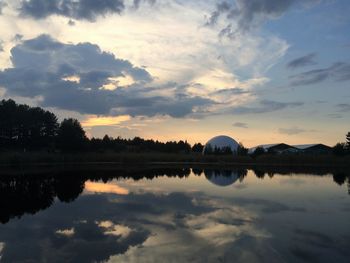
249,143 -> 332,155
293,144 -> 332,154
203,135 -> 239,155
248,143 -> 297,154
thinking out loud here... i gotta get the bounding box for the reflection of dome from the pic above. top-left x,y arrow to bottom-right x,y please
204,169 -> 240,187
203,135 -> 239,154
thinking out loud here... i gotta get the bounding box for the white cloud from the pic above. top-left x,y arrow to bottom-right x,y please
106,197 -> 271,263
55,228 -> 75,237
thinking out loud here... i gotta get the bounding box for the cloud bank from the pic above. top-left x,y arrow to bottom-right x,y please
207,0 -> 321,37
230,100 -> 303,114
20,0 -> 125,21
0,34 -> 215,117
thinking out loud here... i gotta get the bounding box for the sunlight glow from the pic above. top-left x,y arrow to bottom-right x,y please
85,181 -> 129,195
82,115 -> 131,127
62,75 -> 81,83
55,228 -> 75,237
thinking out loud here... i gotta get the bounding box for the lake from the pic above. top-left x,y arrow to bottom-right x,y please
0,165 -> 349,263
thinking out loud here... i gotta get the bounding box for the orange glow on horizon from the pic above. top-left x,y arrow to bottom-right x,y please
85,181 -> 129,195
82,115 -> 131,127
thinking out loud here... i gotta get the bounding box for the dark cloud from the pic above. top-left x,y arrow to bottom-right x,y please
336,103 -> 350,112
278,127 -> 306,135
211,87 -> 249,96
67,19 -> 75,26
232,197 -> 306,214
208,0 -> 320,36
327,113 -> 342,119
289,62 -> 350,86
229,0 -> 296,32
0,0 -> 7,15
0,34 -> 214,117
231,100 -> 303,114
133,0 -> 156,10
13,34 -> 23,42
286,53 -> 317,69
205,1 -> 231,26
110,93 -> 214,118
20,0 -> 125,21
233,122 -> 248,128
290,228 -> 337,262
0,40 -> 3,52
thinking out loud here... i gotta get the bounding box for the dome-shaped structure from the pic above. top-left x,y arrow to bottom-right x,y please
204,169 -> 240,187
203,135 -> 239,155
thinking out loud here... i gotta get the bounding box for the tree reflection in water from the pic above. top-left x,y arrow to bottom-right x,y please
0,166 -> 349,224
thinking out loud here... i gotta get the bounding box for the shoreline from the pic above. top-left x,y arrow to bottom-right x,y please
1,151 -> 349,169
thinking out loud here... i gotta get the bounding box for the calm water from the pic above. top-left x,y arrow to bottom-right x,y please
0,166 -> 349,263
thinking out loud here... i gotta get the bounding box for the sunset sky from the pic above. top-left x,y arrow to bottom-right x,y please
0,0 -> 349,147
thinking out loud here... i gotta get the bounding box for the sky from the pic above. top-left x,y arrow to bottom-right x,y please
0,0 -> 349,147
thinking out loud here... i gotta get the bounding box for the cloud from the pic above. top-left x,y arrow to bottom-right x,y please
81,115 -> 131,127
0,35 -> 216,117
68,19 -> 76,26
207,0 -> 320,36
133,0 -> 156,10
211,88 -> 249,96
278,127 -> 307,135
0,0 -> 6,14
287,53 -> 317,69
289,62 -> 350,86
205,1 -> 231,26
327,113 -> 342,119
13,34 -> 24,42
19,0 -> 125,21
336,103 -> 350,112
84,181 -> 129,195
233,122 -> 248,128
231,100 -> 303,114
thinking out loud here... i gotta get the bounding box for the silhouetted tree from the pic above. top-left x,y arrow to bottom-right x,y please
333,143 -> 347,156
192,168 -> 203,176
252,146 -> 265,157
0,99 -> 58,150
346,132 -> 350,150
237,142 -> 248,156
203,143 -> 213,154
192,143 -> 204,153
55,175 -> 85,202
253,169 -> 265,179
57,118 -> 87,152
333,172 -> 347,185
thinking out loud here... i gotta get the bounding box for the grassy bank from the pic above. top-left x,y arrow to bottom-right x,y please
1,151 -> 350,168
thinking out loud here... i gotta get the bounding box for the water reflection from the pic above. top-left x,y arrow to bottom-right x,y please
204,169 -> 247,186
0,166 -> 349,262
0,166 -> 349,224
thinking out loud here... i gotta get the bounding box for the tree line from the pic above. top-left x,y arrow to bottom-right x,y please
0,99 -> 204,153
2,99 -> 349,155
333,132 -> 350,156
